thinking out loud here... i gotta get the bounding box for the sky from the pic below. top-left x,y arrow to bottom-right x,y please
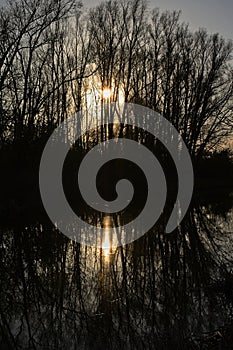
82,0 -> 233,41
0,0 -> 232,40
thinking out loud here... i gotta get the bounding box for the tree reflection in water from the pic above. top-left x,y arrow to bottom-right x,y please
0,195 -> 233,349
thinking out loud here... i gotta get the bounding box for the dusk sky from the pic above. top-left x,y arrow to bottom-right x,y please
0,0 -> 232,40
82,0 -> 233,40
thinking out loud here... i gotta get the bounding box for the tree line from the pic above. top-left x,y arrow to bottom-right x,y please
0,0 -> 232,158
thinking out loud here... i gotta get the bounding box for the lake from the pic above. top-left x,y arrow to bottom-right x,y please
0,191 -> 232,349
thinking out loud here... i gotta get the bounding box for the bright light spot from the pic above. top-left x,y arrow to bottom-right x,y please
102,230 -> 111,257
118,89 -> 125,104
102,216 -> 113,258
86,92 -> 93,107
86,88 -> 101,107
103,88 -> 111,100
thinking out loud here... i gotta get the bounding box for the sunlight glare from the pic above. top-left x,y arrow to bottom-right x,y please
102,230 -> 111,257
102,216 -> 113,258
118,89 -> 125,104
103,88 -> 111,100
86,92 -> 93,107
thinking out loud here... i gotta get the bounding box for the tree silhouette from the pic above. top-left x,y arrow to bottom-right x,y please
0,0 -> 232,155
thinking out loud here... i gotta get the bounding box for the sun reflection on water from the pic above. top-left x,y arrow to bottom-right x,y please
102,216 -> 113,259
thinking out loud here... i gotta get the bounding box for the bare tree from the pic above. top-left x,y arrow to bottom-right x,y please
0,0 -> 232,157
0,0 -> 79,144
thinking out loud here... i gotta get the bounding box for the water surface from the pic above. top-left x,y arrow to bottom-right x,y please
0,192 -> 232,349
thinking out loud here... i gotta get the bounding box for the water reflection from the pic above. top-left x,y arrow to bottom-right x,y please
102,216 -> 113,259
0,195 -> 232,349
